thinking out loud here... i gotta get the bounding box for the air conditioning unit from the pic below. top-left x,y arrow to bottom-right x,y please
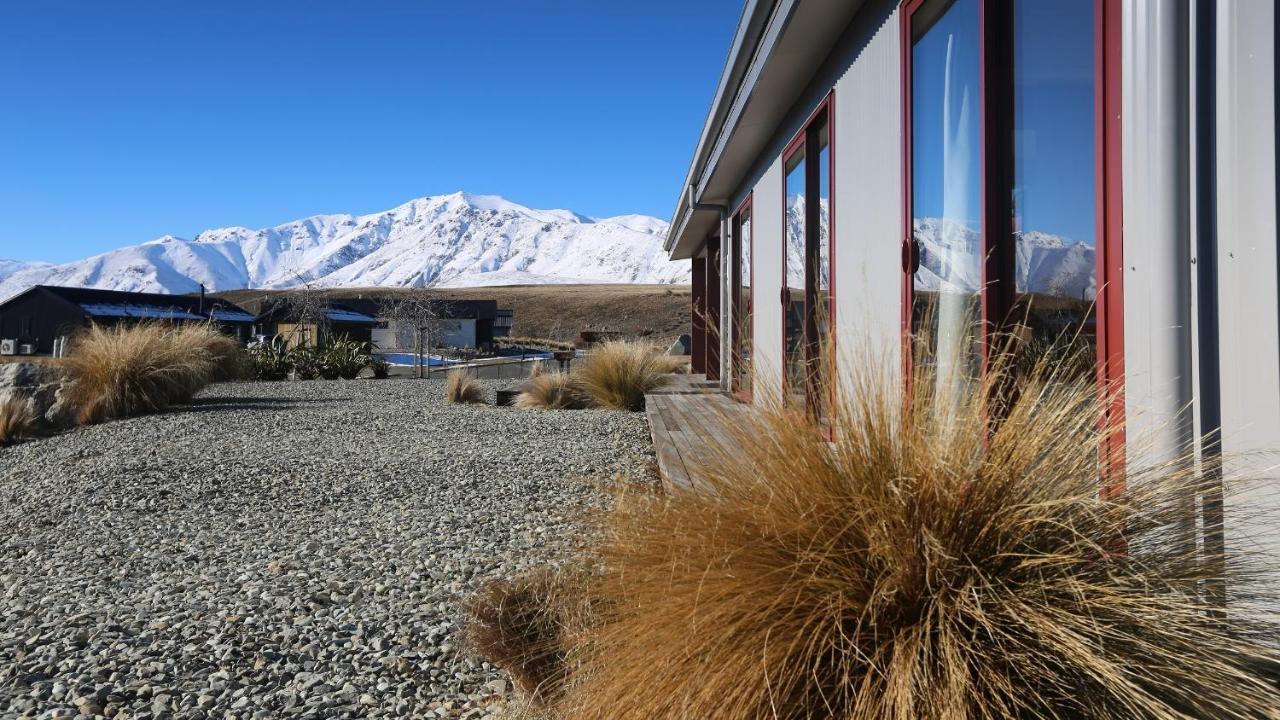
0,339 -> 15,356
17,343 -> 34,355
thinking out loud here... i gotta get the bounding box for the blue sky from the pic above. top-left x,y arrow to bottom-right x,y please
0,1 -> 739,264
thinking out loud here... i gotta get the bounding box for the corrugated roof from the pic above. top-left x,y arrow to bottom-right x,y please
3,285 -> 258,324
79,303 -> 206,321
209,308 -> 257,323
325,307 -> 378,324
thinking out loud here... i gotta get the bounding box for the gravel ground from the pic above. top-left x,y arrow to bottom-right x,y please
0,378 -> 655,720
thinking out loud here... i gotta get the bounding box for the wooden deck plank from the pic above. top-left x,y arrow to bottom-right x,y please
645,387 -> 749,492
646,396 -> 693,490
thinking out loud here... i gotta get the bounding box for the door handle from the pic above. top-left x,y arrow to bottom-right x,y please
901,236 -> 920,274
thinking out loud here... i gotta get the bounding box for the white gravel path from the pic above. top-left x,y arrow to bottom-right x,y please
0,378 -> 654,720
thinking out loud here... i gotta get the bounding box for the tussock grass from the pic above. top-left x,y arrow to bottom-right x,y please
178,324 -> 250,382
61,323 -> 222,424
447,368 -> 486,404
653,355 -> 690,375
556,352 -> 1280,719
0,397 -> 37,446
464,567 -> 593,704
515,373 -> 590,410
575,341 -> 668,411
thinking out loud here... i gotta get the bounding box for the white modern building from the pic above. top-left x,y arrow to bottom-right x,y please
669,0 -> 1276,555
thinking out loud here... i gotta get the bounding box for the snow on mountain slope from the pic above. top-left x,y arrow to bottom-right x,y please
913,218 -> 1095,299
0,193 -> 686,301
0,259 -> 51,284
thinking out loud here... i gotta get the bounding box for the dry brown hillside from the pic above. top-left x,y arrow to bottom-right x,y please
215,284 -> 692,347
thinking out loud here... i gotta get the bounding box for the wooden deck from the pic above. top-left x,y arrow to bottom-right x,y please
645,378 -> 748,491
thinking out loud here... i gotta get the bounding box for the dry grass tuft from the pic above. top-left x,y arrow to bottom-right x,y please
0,397 -> 38,446
446,368 -> 486,404
557,352 -> 1280,719
61,323 -> 221,424
189,327 -> 252,381
652,355 -> 690,375
463,567 -> 594,704
575,341 -> 669,411
515,373 -> 591,410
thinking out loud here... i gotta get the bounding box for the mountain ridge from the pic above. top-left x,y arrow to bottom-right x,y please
0,192 -> 687,301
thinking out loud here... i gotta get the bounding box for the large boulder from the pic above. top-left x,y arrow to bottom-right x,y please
0,362 -> 71,430
0,362 -> 56,390
667,334 -> 691,356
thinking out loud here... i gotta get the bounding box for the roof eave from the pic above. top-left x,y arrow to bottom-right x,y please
665,0 -> 779,255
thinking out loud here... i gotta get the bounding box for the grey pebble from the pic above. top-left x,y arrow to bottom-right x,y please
0,377 -> 655,717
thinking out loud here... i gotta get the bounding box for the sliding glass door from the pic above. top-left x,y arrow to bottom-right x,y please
783,97 -> 834,419
903,0 -> 1119,418
731,198 -> 753,400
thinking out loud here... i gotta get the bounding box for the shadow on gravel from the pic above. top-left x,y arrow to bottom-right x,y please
186,396 -> 346,412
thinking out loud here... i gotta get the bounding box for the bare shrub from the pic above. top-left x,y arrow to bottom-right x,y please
558,353 -> 1280,719
575,341 -> 668,411
514,373 -> 590,410
446,368 -> 486,404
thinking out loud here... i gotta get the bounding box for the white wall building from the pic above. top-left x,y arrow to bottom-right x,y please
670,0 -> 1277,561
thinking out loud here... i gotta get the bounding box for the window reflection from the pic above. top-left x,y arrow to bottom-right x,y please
1010,0 -> 1097,381
785,150 -> 806,407
813,120 -> 831,420
733,208 -> 753,397
911,0 -> 982,410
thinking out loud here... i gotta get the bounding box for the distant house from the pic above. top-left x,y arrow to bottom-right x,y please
0,285 -> 257,355
364,298 -> 501,351
252,298 -> 379,348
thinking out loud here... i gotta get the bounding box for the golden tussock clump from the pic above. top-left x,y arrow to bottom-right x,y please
515,372 -> 591,410
550,351 -> 1280,720
0,397 -> 38,446
463,567 -> 595,705
575,341 -> 669,411
652,355 -> 690,375
61,322 -> 223,424
446,368 -> 486,404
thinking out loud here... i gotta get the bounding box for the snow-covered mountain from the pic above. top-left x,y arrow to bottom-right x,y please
0,259 -> 51,285
0,192 -> 687,301
914,218 -> 1095,299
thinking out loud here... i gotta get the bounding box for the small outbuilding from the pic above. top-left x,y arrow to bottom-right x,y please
252,298 -> 380,348
0,285 -> 257,355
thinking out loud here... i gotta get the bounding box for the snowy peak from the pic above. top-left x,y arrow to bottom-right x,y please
913,218 -> 1095,299
0,193 -> 686,300
0,258 -> 51,283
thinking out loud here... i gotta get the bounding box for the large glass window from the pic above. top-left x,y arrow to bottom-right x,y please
784,149 -> 807,407
1010,1 -> 1097,380
732,203 -> 753,398
909,0 -> 1101,396
783,100 -> 835,419
814,119 -> 832,406
911,0 -> 982,409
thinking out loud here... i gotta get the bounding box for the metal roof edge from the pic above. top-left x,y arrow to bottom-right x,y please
665,0 -> 781,252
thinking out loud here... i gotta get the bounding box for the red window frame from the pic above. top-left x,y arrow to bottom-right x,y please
899,0 -> 1124,473
731,193 -> 754,402
780,92 -> 836,415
